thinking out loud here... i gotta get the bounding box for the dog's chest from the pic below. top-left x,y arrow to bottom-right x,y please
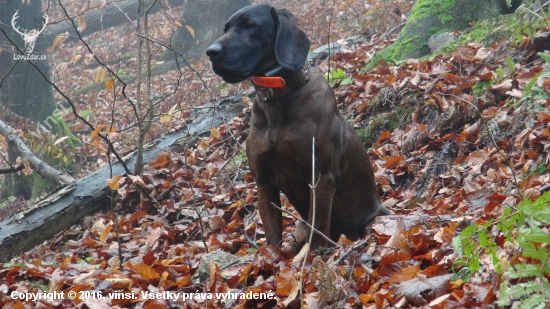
247,105 -> 314,172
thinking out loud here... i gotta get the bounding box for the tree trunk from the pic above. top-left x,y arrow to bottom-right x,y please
0,1 -> 58,199
162,0 -> 250,60
368,0 -> 519,67
0,94 -> 245,263
0,1 -> 55,121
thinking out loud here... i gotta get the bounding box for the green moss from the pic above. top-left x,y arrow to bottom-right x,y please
428,27 -> 441,36
366,36 -> 423,69
440,14 -> 453,24
408,0 -> 456,24
357,106 -> 414,148
472,78 -> 494,97
223,148 -> 248,173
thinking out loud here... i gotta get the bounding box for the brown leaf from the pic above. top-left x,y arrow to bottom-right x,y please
185,25 -> 195,38
77,15 -> 87,32
514,128 -> 532,150
92,67 -> 106,84
51,32 -> 69,51
99,224 -> 112,243
55,62 -> 68,73
91,124 -> 105,140
524,188 -> 541,201
432,93 -> 449,112
54,136 -> 69,146
388,265 -> 420,284
105,79 -> 115,92
106,278 -> 133,289
473,48 -> 490,62
68,54 -> 82,65
106,174 -> 122,190
208,260 -> 223,292
149,152 -> 172,168
133,263 -> 160,280
383,155 -> 404,169
207,215 -> 226,230
210,127 -> 221,139
276,267 -> 298,296
359,293 -> 375,304
392,274 -> 453,306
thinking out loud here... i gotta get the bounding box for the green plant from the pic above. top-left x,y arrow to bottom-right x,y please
79,109 -> 94,119
324,68 -> 354,86
453,193 -> 550,307
471,77 -> 495,97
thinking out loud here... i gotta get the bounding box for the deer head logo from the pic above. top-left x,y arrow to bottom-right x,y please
11,11 -> 48,54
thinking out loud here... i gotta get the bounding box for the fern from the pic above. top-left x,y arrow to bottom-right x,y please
455,193 -> 550,306
538,52 -> 550,63
506,263 -> 542,279
521,294 -> 546,309
499,280 -> 542,305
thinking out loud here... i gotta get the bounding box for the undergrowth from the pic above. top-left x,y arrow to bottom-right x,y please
453,193 -> 550,307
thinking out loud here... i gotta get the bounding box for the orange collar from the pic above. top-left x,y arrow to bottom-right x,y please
249,62 -> 310,101
250,76 -> 287,88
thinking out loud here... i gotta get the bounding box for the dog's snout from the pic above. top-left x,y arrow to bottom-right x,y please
206,42 -> 222,58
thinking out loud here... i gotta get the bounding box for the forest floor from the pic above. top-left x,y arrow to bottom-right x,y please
1,0 -> 550,308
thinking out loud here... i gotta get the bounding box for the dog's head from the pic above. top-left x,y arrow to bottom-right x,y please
206,4 -> 311,83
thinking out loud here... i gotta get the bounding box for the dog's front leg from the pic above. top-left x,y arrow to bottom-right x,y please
256,181 -> 283,247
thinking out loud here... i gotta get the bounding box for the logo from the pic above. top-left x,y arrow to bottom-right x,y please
11,10 -> 48,60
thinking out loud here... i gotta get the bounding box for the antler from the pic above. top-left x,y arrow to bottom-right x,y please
11,11 -> 25,36
37,13 -> 49,35
10,11 -> 49,36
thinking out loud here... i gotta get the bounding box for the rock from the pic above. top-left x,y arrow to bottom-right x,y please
428,33 -> 457,54
308,34 -> 370,62
197,250 -> 253,282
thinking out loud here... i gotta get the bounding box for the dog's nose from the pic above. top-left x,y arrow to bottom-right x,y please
206,43 -> 222,58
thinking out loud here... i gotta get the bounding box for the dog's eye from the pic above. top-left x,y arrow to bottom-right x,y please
244,22 -> 256,30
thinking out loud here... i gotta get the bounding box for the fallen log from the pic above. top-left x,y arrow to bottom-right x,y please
0,119 -> 75,186
0,94 -> 246,262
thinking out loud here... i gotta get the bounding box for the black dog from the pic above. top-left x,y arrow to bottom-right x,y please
206,4 -> 390,254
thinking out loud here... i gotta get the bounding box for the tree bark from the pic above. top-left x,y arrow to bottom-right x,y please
0,94 -> 245,263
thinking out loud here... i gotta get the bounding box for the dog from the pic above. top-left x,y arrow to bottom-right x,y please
206,4 -> 390,253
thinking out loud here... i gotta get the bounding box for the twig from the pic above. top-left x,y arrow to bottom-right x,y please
111,0 -> 137,27
269,202 -> 339,248
300,136 -> 317,308
0,164 -> 24,174
425,77 -> 442,95
535,0 -> 550,13
244,207 -> 259,249
331,235 -> 372,266
540,183 -> 550,193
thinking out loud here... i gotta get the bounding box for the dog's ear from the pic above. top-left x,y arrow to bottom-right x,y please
271,8 -> 311,73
